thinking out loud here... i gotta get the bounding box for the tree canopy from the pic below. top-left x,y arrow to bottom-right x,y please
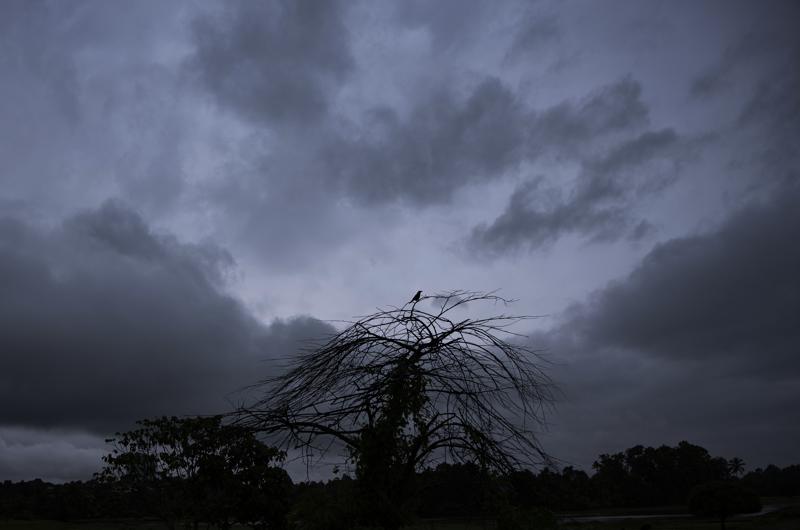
688,481 -> 761,530
238,290 -> 556,528
99,415 -> 291,530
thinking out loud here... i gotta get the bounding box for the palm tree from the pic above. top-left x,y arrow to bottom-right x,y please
727,457 -> 745,477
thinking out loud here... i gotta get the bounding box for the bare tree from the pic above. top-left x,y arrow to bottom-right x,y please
237,290 -> 555,528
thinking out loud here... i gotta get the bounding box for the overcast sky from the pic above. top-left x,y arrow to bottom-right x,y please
1,0 -> 798,482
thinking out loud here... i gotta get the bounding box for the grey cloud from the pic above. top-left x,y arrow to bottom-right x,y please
198,75 -> 655,265
0,201 -> 334,433
537,188 -> 800,468
690,32 -> 774,98
192,74 -> 656,269
320,77 -> 651,206
0,1 -> 192,221
466,178 -> 628,254
0,1 -> 81,123
0,427 -> 107,483
689,3 -> 800,99
735,47 -> 800,195
469,129 -> 682,254
543,350 -> 800,471
391,0 -> 498,52
322,77 -> 527,205
528,78 -> 649,159
188,0 -> 353,126
567,186 -> 800,372
683,3 -> 799,201
505,14 -> 560,62
584,129 -> 679,184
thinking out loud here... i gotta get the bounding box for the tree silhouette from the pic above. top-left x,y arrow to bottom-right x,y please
688,481 -> 761,530
727,457 -> 746,477
237,290 -> 555,529
99,416 -> 291,530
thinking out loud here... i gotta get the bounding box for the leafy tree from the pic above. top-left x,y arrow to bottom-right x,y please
591,441 -> 732,507
741,464 -> 800,497
289,476 -> 360,530
416,462 -> 492,518
238,291 -> 556,529
99,415 -> 291,529
688,481 -> 761,530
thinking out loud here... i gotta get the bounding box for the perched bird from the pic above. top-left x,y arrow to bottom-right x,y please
410,290 -> 422,304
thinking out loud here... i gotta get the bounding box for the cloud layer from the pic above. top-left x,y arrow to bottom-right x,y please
538,185 -> 800,468
1,1 -> 799,482
189,0 -> 353,126
0,201 -> 333,432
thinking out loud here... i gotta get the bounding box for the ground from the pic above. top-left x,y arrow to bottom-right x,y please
1,499 -> 798,530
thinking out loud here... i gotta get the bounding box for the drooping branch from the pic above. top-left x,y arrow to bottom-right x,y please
236,290 -> 556,474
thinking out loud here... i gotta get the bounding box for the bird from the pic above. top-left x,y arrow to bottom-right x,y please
410,290 -> 422,304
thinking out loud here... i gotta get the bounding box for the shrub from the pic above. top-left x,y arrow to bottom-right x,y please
688,480 -> 761,529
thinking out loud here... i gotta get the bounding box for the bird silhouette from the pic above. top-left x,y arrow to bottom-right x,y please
410,290 -> 422,304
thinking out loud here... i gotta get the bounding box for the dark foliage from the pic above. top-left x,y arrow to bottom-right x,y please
591,441 -> 732,507
0,478 -> 128,521
289,476 -> 360,530
741,464 -> 800,497
1,446 -> 798,524
688,481 -> 761,529
506,467 -> 594,511
98,415 -> 291,529
416,462 -> 493,518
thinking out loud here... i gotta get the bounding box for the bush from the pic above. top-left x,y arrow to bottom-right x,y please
289,478 -> 360,530
688,481 -> 761,528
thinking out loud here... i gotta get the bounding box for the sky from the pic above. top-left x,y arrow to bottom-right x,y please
0,0 -> 798,482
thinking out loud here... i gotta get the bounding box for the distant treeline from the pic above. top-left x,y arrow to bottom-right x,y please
1,442 -> 798,523
416,441 -> 799,516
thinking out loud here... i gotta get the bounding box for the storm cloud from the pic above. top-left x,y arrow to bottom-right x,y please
537,185 -> 800,468
468,128 -> 690,254
322,77 -> 527,205
569,189 -> 800,370
0,201 -> 333,432
1,1 -> 798,482
320,76 -> 656,207
188,0 -> 353,126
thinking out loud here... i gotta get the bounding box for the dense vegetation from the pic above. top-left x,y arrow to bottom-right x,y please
1,440 -> 796,528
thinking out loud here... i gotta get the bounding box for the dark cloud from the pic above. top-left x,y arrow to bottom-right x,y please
391,0 -> 498,52
186,75 -> 658,271
734,47 -> 800,195
2,0 -> 796,481
0,428 -> 106,483
322,77 -> 527,205
690,32 -> 774,98
538,187 -> 800,468
505,14 -> 560,62
0,0 -> 191,219
318,77 -> 651,207
184,66 -> 655,264
683,2 -> 800,203
468,129 -> 683,254
528,78 -> 649,159
566,186 -> 800,373
188,0 -> 353,126
0,1 -> 81,123
689,2 -> 800,99
0,201 -> 333,433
